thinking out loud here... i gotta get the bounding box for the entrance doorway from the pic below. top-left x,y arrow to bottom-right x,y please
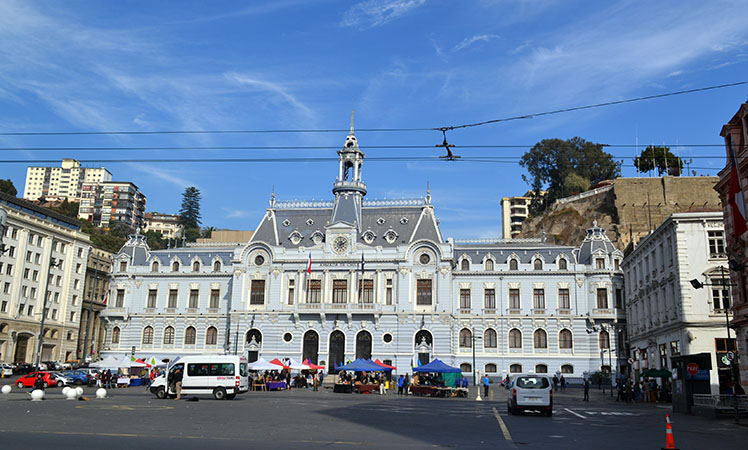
329,330 -> 345,372
302,330 -> 319,364
355,330 -> 372,360
14,334 -> 31,363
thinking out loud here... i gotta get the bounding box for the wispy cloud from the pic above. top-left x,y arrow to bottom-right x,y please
223,208 -> 250,219
341,0 -> 426,29
225,72 -> 315,120
128,163 -> 195,190
454,34 -> 500,51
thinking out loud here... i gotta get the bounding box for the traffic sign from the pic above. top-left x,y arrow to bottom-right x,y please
727,351 -> 735,361
721,354 -> 732,366
627,358 -> 634,365
686,363 -> 699,376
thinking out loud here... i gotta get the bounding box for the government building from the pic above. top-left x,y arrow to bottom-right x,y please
102,124 -> 625,380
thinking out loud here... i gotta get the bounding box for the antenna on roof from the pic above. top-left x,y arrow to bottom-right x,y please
426,181 -> 431,204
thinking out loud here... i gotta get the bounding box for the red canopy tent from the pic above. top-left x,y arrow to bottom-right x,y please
269,358 -> 289,370
374,359 -> 397,370
303,359 -> 326,370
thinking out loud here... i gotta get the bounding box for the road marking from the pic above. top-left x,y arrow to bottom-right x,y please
491,407 -> 513,442
564,408 -> 587,419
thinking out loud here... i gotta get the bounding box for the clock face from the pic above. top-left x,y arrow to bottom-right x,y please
332,236 -> 349,254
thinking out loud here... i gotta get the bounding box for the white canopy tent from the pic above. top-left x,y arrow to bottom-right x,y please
90,356 -> 132,369
248,358 -> 281,371
286,358 -> 311,370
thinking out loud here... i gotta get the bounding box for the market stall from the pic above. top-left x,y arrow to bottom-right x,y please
411,359 -> 466,397
334,359 -> 386,394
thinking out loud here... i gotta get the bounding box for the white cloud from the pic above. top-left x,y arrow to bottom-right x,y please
128,163 -> 195,190
454,34 -> 500,51
341,0 -> 426,28
225,72 -> 315,120
223,208 -> 249,219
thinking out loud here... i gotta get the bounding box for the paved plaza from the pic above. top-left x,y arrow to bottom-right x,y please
0,380 -> 746,449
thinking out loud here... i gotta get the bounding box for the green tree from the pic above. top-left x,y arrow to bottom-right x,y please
520,137 -> 621,213
633,145 -> 683,176
51,199 -> 80,219
0,179 -> 17,196
201,226 -> 215,239
179,186 -> 202,229
184,227 -> 201,243
144,230 -> 167,250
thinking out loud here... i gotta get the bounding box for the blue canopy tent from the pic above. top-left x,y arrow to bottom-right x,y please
336,358 -> 386,372
412,359 -> 461,373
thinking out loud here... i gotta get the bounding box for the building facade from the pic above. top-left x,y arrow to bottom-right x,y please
501,192 -> 535,239
715,100 -> 748,390
0,192 -> 91,364
144,212 -> 183,239
23,159 -> 112,202
77,247 -> 113,363
102,128 -> 624,379
622,212 -> 732,394
78,181 -> 146,229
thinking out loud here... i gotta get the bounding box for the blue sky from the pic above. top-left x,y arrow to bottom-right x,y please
1,0 -> 748,239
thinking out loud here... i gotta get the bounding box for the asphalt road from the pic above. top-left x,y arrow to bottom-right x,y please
0,380 -> 746,449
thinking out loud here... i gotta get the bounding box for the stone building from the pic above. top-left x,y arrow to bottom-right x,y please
0,191 -> 91,364
77,247 -> 113,363
101,126 -> 624,380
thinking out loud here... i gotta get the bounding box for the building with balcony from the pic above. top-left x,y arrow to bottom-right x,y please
501,191 -> 545,239
23,159 -> 112,202
101,124 -> 623,380
0,191 -> 91,364
622,211 -> 731,394
144,212 -> 183,239
77,246 -> 113,363
78,181 -> 146,230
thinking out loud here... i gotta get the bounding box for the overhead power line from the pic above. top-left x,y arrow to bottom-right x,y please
0,81 -> 745,136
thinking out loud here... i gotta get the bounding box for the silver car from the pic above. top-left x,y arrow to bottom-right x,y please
507,374 -> 553,416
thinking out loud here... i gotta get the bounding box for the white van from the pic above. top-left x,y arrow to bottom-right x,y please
507,374 -> 553,416
150,355 -> 249,400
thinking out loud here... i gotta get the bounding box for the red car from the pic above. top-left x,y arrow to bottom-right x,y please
15,371 -> 61,388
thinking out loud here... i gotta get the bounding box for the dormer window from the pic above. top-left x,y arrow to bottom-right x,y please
558,258 -> 567,270
595,258 -> 605,269
213,260 -> 221,272
362,230 -> 376,244
311,231 -> 324,245
485,259 -> 494,271
509,259 -> 518,270
172,261 -> 180,272
151,261 -> 159,272
461,259 -> 470,271
192,261 -> 200,272
384,229 -> 398,244
288,231 -> 303,245
534,259 -> 543,270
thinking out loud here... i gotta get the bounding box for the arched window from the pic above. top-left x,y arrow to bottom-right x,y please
535,364 -> 548,373
192,261 -> 200,272
485,259 -> 494,271
461,259 -> 470,271
559,329 -> 573,349
163,326 -> 175,344
534,259 -> 543,270
558,258 -> 567,270
246,329 -> 262,345
509,258 -> 518,270
213,260 -> 221,272
415,329 -> 433,346
484,328 -> 497,348
599,330 -> 610,349
111,326 -> 120,344
142,326 -> 153,345
184,326 -> 196,345
205,326 -> 218,345
561,364 -> 574,374
151,261 -> 159,272
460,363 -> 472,373
509,329 -> 522,348
459,328 -> 472,348
485,363 -> 497,373
534,329 -> 548,348
172,261 -> 180,272
509,363 -> 522,373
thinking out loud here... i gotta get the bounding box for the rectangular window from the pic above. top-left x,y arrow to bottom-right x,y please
484,289 -> 496,309
26,250 -> 32,262
35,253 -> 40,264
2,282 -> 9,293
509,288 -> 521,309
711,278 -> 730,311
1,301 -> 7,312
459,289 -> 471,309
332,280 -> 347,304
189,289 -> 200,308
287,279 -> 295,305
416,279 -> 432,305
596,258 -> 605,269
250,281 -> 265,305
659,343 -> 668,369
670,340 -> 680,356
597,288 -> 608,309
30,287 -> 37,299
168,289 -> 178,308
210,289 -> 220,309
27,305 -> 33,316
386,278 -> 393,305
708,230 -> 725,258
119,261 -> 127,272
23,268 -> 30,280
533,288 -> 545,309
307,280 -> 321,303
358,279 -> 374,303
615,289 -> 623,309
715,338 -> 737,352
115,289 -> 125,307
558,288 -> 570,309
70,311 -> 75,322
33,270 -> 39,281
5,264 -> 12,275
147,289 -> 157,308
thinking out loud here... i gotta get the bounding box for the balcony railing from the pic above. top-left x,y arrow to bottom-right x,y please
557,308 -> 571,315
507,308 -> 521,315
532,308 -> 546,315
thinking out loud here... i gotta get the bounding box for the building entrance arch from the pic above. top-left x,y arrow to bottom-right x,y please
329,330 -> 346,373
355,330 -> 372,360
302,330 -> 319,365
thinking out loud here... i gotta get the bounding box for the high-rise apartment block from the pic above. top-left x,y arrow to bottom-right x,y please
501,191 -> 545,238
144,212 -> 183,239
23,159 -> 111,201
78,182 -> 146,230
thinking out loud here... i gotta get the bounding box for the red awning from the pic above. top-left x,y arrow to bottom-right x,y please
269,358 -> 289,370
374,359 -> 397,370
303,359 -> 326,370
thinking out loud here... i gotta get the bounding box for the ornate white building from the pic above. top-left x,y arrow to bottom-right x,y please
102,124 -> 625,379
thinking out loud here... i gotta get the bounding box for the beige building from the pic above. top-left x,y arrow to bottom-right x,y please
77,247 -> 113,363
0,191 -> 91,364
23,159 -> 111,201
501,191 -> 544,238
195,229 -> 254,245
144,212 -> 183,239
78,181 -> 146,230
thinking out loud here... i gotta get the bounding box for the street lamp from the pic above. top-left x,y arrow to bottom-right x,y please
471,327 -> 482,387
587,322 -> 614,397
35,257 -> 63,368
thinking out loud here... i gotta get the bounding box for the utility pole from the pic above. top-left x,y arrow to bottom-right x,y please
35,257 -> 62,368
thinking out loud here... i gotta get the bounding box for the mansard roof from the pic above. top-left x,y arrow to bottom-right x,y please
454,239 -> 575,264
118,233 -> 234,267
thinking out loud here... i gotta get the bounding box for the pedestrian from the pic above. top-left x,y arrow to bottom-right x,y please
397,375 -> 404,395
379,375 -> 386,395
313,372 -> 319,392
404,374 -> 411,395
173,367 -> 183,400
625,379 -> 632,403
560,375 -> 566,391
583,379 -> 590,402
482,373 -> 490,398
552,374 -> 559,391
633,380 -> 641,402
615,379 -> 623,401
33,373 -> 46,391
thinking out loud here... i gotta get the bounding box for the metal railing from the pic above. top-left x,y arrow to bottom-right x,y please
693,394 -> 748,411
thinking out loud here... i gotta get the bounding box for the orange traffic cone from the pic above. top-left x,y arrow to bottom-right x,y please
662,414 -> 679,450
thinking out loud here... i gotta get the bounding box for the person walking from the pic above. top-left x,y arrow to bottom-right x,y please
482,373 -> 490,398
560,375 -> 566,391
33,373 -> 46,391
583,379 -> 590,402
173,367 -> 183,400
552,374 -> 559,391
397,375 -> 404,395
379,375 -> 387,395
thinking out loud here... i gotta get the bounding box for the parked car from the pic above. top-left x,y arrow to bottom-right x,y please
77,368 -> 101,379
51,371 -> 74,386
14,363 -> 36,375
42,361 -> 61,371
15,371 -> 61,388
62,370 -> 91,385
507,374 -> 553,416
1,363 -> 13,376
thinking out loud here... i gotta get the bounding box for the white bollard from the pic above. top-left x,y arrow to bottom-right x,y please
96,388 -> 107,399
75,387 -> 84,397
65,388 -> 78,400
62,386 -> 71,396
1,385 -> 11,394
30,389 -> 45,401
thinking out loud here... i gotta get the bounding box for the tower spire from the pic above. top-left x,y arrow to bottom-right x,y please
350,109 -> 355,136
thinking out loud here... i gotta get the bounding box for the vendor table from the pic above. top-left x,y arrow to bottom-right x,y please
410,385 -> 452,397
129,378 -> 144,387
116,377 -> 130,387
333,384 -> 353,393
354,384 -> 378,394
265,381 -> 287,390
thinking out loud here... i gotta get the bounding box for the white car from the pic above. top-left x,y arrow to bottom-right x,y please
1,364 -> 13,376
507,374 -> 553,416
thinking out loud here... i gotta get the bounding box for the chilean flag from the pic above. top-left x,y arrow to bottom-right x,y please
307,252 -> 312,274
728,142 -> 747,238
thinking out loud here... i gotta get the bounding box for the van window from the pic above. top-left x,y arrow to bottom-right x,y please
240,363 -> 248,377
516,376 -> 550,389
187,363 -> 235,377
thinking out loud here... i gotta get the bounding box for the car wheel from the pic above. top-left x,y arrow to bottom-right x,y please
17,381 -> 24,388
57,380 -> 63,387
155,387 -> 166,399
226,393 -> 236,400
74,380 -> 83,385
213,387 -> 227,400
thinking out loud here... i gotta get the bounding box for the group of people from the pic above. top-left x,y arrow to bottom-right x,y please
250,369 -> 325,391
551,374 -> 567,391
615,378 -> 672,403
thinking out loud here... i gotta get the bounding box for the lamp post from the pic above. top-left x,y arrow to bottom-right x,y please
35,256 -> 63,368
471,327 -> 482,386
587,321 -> 615,397
82,247 -> 99,364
